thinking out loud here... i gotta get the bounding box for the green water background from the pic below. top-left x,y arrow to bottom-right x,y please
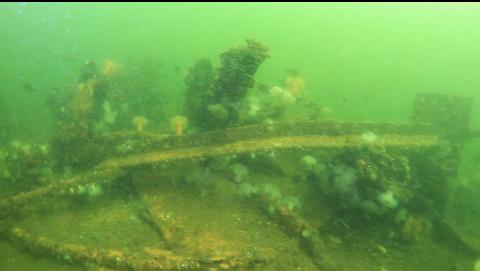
1,2 -> 479,177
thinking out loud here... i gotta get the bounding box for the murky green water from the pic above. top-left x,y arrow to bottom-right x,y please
1,3 -> 480,271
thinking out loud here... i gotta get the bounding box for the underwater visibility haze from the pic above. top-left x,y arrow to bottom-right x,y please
1,2 -> 480,271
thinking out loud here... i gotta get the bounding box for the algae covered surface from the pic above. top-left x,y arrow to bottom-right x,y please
1,3 -> 480,271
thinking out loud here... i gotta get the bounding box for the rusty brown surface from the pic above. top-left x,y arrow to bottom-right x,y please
5,227 -> 266,271
0,120 -> 451,270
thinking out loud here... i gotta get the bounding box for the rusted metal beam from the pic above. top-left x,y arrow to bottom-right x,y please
255,193 -> 336,270
0,167 -> 122,213
0,130 -> 443,215
4,227 -> 265,271
99,134 -> 442,170
104,120 -> 438,156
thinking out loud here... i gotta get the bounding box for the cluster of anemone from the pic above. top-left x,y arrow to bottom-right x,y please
132,116 -> 149,133
68,183 -> 103,197
284,74 -> 305,97
170,115 -> 188,136
269,86 -> 296,105
102,59 -> 120,78
237,181 -> 301,211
